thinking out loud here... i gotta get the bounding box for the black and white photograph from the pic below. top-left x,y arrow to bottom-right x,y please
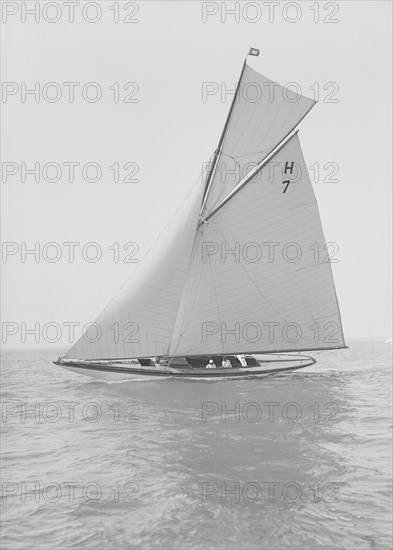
1,0 -> 392,548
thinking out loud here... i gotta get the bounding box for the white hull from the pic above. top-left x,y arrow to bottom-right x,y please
58,364 -> 157,381
57,355 -> 315,382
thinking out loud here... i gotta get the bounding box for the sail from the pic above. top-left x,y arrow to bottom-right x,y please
170,133 -> 345,356
202,64 -> 316,216
65,180 -> 204,360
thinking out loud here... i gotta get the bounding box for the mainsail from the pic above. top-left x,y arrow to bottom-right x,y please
65,53 -> 345,361
170,133 -> 345,356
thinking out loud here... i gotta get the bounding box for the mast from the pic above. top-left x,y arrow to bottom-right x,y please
200,51 -> 252,213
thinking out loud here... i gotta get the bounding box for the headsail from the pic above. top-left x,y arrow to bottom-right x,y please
65,179 -> 204,360
170,133 -> 345,356
202,64 -> 316,217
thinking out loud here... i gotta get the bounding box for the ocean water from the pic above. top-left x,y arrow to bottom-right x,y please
1,342 -> 392,550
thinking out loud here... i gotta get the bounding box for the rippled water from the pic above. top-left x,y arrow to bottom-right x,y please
1,342 -> 392,549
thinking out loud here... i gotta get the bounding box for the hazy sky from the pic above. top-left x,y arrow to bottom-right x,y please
1,0 -> 392,350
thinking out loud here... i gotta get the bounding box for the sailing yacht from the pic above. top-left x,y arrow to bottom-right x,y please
55,48 -> 346,380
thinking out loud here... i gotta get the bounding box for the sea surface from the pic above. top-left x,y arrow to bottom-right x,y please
1,341 -> 392,550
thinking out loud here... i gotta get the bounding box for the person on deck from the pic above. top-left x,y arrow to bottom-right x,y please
221,357 -> 232,368
206,359 -> 216,368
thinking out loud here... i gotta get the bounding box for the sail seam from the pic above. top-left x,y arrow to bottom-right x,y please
167,217 -> 205,357
207,251 -> 224,354
211,219 -> 289,326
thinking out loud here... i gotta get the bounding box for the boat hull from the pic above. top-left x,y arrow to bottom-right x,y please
55,355 -> 316,381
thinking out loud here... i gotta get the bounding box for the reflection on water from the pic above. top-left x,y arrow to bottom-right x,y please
1,342 -> 392,549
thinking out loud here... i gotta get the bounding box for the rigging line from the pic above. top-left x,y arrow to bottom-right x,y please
218,155 -> 244,207
220,155 -> 242,205
231,103 -> 287,188
207,152 -> 246,209
312,312 -> 343,321
289,200 -> 317,210
230,97 -> 287,180
168,265 -> 202,359
181,251 -> 206,350
209,112 -> 275,209
201,58 -> 248,211
176,262 -> 202,341
228,149 -> 268,160
207,248 -> 224,354
167,193 -> 215,359
295,263 -> 328,273
210,219 -> 289,326
167,221 -> 204,359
